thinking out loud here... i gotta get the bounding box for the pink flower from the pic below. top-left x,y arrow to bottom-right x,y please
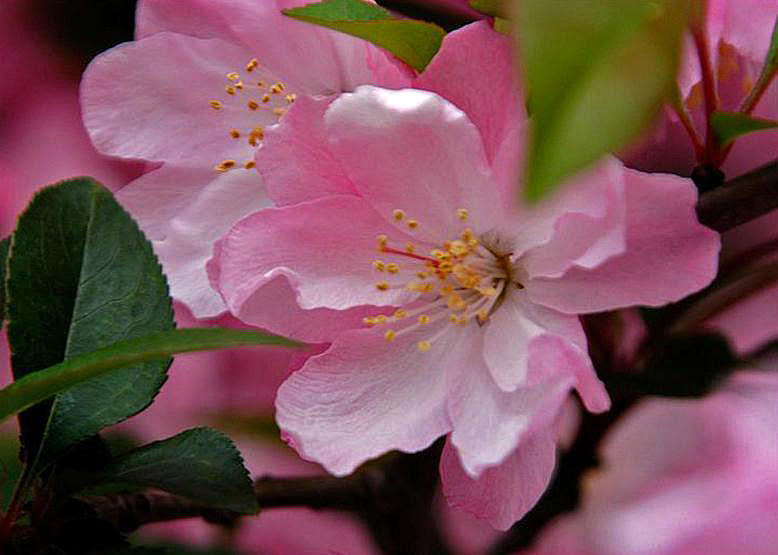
80,0 -> 412,317
527,367 -> 778,555
209,22 -> 720,529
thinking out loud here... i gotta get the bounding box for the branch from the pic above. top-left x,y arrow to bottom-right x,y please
696,159 -> 778,232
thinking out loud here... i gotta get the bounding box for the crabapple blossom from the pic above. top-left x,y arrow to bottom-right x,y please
80,0 -> 411,317
525,366 -> 778,555
209,22 -> 720,528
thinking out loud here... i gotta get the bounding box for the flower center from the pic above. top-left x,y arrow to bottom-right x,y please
366,208 -> 514,352
207,58 -> 297,172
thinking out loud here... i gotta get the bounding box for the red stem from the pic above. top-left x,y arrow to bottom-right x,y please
692,26 -> 720,163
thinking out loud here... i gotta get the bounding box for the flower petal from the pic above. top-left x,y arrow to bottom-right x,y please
211,195 -> 416,313
257,95 -> 358,206
414,21 -> 525,164
324,86 -> 503,243
136,0 -> 411,95
483,291 -> 587,392
82,32 -> 272,164
440,433 -> 557,530
527,169 -> 720,313
118,163 -> 269,317
276,325 -> 458,476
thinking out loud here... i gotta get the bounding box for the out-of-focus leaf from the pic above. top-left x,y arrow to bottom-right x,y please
0,236 -> 9,326
712,111 -> 778,146
517,0 -> 690,201
95,428 -> 257,514
0,328 -> 300,424
4,177 -> 174,469
602,333 -> 736,397
469,0 -> 506,17
283,0 -> 445,71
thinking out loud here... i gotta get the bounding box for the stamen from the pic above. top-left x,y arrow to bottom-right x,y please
246,58 -> 259,71
457,208 -> 469,221
215,159 -> 236,172
226,72 -> 240,81
229,129 -> 241,139
209,100 -> 222,110
417,340 -> 431,352
393,209 -> 406,221
407,219 -> 418,230
244,160 -> 256,169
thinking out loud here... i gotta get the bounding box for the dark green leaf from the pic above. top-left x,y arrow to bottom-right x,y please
469,0 -> 506,17
5,177 -> 174,468
98,428 -> 257,514
0,328 -> 300,424
283,0 -> 445,71
711,111 -> 778,146
602,334 -> 736,398
0,235 -> 9,326
517,1 -> 690,201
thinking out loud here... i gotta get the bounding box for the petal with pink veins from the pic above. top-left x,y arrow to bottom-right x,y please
414,21 -> 525,164
135,0 -> 411,95
324,86 -> 503,244
118,163 -> 269,318
276,324 -> 459,476
527,169 -> 720,313
211,194 -> 417,314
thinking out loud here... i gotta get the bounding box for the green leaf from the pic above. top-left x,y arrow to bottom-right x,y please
741,16 -> 778,112
517,1 -> 690,201
469,0 -> 506,17
0,328 -> 300,424
283,0 -> 445,71
602,334 -> 736,398
97,428 -> 257,514
4,177 -> 174,468
0,235 -> 9,326
712,111 -> 778,146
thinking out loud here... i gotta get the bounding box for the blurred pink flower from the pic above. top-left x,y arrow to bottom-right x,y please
80,0 -> 412,318
209,22 -> 719,529
527,366 -> 778,555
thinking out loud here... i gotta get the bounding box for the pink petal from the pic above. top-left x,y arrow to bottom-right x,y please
136,0 -> 411,95
276,325 -> 459,476
705,283 -> 778,355
257,95 -> 358,206
211,194 -> 416,313
82,32 -> 268,164
527,169 -> 720,313
514,157 -> 627,275
447,330 -> 576,477
440,433 -> 557,530
324,86 -> 503,243
118,164 -> 269,318
483,290 -> 587,392
414,21 -> 525,164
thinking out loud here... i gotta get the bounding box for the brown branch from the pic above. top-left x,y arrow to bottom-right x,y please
696,159 -> 778,232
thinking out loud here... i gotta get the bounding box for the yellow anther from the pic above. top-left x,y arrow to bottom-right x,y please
416,271 -> 429,279
209,100 -> 223,110
246,58 -> 259,71
448,240 -> 469,257
257,80 -> 266,88
262,94 -> 271,103
376,282 -> 390,291
407,283 -> 434,293
417,340 -> 431,352
449,314 -> 459,323
392,209 -> 406,221
247,100 -> 259,110
377,235 -> 388,250
393,309 -> 407,319
225,85 -> 236,95
286,93 -> 297,104
476,286 -> 498,297
362,316 -> 374,326
375,315 -> 388,324
244,160 -> 256,169
384,330 -> 396,341
457,208 -> 469,221
467,238 -> 479,247
477,309 -> 489,322
214,160 -> 236,172
386,263 -> 400,274
229,129 -> 241,139
432,249 -> 451,261
407,219 -> 418,229
461,228 -> 474,241
248,126 -> 264,146
447,294 -> 466,310
405,242 -> 415,253
227,72 -> 240,81
235,81 -> 244,90
273,107 -> 286,116
270,82 -> 285,94
418,314 -> 430,325
372,260 -> 386,272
